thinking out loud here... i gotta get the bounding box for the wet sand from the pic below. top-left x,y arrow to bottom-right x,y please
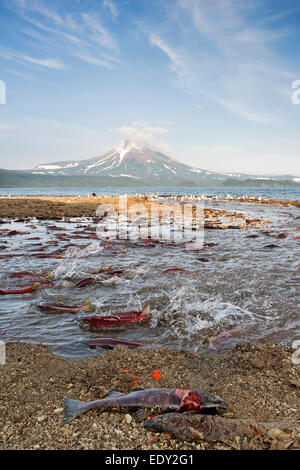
0,342 -> 299,450
0,196 -> 141,219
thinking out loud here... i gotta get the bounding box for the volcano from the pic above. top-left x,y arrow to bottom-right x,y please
31,141 -> 299,186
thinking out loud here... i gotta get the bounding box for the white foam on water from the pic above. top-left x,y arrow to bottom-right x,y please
64,241 -> 104,259
50,259 -> 80,280
153,281 -> 261,342
101,276 -> 126,286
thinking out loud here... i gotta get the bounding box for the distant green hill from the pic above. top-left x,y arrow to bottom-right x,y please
220,178 -> 300,188
0,168 -> 299,188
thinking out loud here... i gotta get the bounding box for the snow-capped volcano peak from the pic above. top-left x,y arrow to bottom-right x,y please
32,144 -> 298,184
33,142 -> 195,180
115,140 -> 136,162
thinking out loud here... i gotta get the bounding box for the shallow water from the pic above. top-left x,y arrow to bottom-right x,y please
0,186 -> 299,201
0,197 -> 299,359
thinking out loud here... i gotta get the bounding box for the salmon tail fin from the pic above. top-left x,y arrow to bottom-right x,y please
142,304 -> 151,317
62,397 -> 97,425
84,298 -> 95,312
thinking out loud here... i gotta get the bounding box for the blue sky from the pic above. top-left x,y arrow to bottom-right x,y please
0,0 -> 300,175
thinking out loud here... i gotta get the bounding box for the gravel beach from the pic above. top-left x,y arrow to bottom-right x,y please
0,342 -> 299,450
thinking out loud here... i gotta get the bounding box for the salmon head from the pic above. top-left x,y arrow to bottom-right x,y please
194,389 -> 228,413
177,388 -> 227,413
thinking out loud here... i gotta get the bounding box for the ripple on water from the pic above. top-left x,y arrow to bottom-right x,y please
0,199 -> 299,358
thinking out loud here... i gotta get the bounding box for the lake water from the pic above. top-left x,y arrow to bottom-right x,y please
0,186 -> 299,201
0,188 -> 299,359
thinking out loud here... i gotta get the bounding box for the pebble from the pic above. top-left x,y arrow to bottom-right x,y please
37,416 -> 47,423
125,414 -> 132,425
249,358 -> 265,369
53,408 -> 64,414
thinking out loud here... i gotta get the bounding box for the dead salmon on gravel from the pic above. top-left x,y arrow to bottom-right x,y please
63,388 -> 228,424
144,413 -> 294,447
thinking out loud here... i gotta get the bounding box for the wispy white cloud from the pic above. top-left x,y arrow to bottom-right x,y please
215,98 -> 277,124
149,0 -> 295,123
81,13 -> 119,53
14,0 -> 64,26
22,15 -> 86,45
1,67 -> 31,79
5,0 -> 121,71
72,52 -> 114,70
0,46 -> 66,69
103,0 -> 119,21
149,33 -> 193,86
21,55 -> 65,69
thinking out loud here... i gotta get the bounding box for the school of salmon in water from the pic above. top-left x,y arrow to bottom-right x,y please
0,199 -> 299,353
